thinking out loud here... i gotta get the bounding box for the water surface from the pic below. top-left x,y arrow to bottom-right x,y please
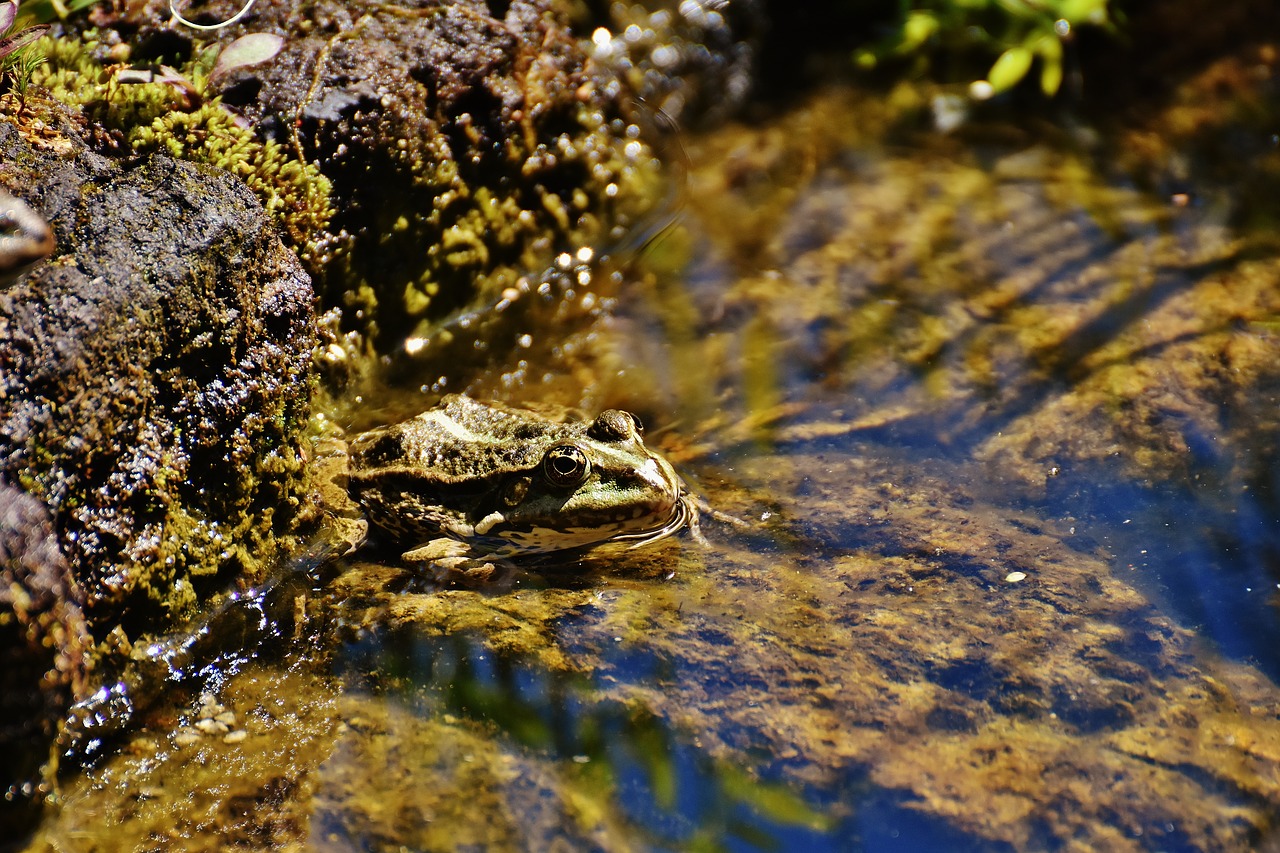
30,86 -> 1280,852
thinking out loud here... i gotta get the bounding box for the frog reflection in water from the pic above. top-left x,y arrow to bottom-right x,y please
342,394 -> 701,583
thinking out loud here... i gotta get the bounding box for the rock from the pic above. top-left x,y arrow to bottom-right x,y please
148,0 -> 670,351
0,482 -> 90,842
0,112 -> 315,634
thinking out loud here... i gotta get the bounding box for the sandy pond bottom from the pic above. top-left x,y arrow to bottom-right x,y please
25,88 -> 1280,851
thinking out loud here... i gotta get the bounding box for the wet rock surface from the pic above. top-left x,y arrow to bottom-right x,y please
142,0 -> 668,351
0,114 -> 315,635
0,483 -> 89,841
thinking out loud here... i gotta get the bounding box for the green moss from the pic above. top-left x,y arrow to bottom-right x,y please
29,33 -> 333,257
319,90 -> 666,348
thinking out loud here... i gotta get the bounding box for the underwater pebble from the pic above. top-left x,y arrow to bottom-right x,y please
174,728 -> 202,747
194,718 -> 230,735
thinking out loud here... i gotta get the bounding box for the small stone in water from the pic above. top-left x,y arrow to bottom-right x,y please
174,728 -> 202,747
195,718 -> 230,735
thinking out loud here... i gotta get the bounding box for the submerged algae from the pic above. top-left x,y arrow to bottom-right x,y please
42,432 -> 1279,850
315,438 -> 1280,850
672,87 -> 1280,495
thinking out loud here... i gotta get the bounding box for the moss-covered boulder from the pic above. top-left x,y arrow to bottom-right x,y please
137,0 -> 668,351
0,112 -> 314,636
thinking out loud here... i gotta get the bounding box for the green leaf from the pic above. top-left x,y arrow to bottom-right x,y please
1055,0 -> 1108,24
1031,32 -> 1063,95
1033,32 -> 1063,62
0,22 -> 47,59
899,10 -> 938,52
1040,57 -> 1063,95
987,45 -> 1033,93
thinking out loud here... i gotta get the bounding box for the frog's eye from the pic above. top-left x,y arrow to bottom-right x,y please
588,409 -> 640,442
542,443 -> 591,488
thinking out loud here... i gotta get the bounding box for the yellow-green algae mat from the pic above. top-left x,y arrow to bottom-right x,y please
24,87 -> 1280,851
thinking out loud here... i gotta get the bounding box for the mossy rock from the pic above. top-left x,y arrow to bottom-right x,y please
168,0 -> 667,350
0,111 -> 315,637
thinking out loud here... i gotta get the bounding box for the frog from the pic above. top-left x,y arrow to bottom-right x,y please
317,394 -> 703,585
61,395 -> 709,758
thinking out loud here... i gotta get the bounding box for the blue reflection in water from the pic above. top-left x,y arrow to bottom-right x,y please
1053,472 -> 1280,681
779,389 -> 1280,684
336,628 -> 914,851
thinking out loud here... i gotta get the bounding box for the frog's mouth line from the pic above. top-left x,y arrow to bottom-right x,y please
608,491 -> 697,550
470,490 -> 696,556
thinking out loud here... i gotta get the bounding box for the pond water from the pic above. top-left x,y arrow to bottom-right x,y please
28,86 -> 1280,851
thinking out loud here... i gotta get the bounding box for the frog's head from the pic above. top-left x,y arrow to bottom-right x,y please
471,408 -> 691,556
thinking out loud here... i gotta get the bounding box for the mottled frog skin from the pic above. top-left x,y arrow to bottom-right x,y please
347,394 -> 697,560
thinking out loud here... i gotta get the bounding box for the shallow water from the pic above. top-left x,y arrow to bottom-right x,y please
29,86 -> 1280,851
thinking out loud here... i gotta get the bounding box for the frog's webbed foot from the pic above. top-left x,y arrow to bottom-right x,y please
401,539 -> 517,588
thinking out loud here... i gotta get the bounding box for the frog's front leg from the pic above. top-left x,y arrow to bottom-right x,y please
401,538 -> 514,587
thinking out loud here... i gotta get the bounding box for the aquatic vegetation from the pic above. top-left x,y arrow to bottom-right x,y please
855,0 -> 1117,97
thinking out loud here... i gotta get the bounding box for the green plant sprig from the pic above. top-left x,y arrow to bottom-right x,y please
856,0 -> 1117,99
0,0 -> 50,110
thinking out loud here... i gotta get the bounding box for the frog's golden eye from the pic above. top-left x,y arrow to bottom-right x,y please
542,443 -> 590,488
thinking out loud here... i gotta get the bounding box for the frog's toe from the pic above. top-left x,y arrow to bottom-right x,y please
438,559 -> 510,588
400,539 -> 517,588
